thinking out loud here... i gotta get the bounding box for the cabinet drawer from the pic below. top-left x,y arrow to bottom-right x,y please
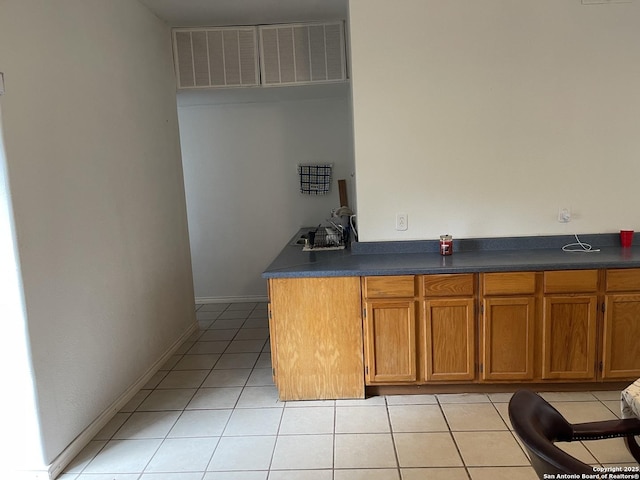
423,274 -> 474,297
606,268 -> 640,292
363,276 -> 415,298
544,270 -> 598,293
482,272 -> 535,295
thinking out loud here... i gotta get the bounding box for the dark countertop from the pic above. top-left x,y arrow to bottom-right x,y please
262,231 -> 640,278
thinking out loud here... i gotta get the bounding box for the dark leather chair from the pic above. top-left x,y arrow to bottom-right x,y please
508,390 -> 640,479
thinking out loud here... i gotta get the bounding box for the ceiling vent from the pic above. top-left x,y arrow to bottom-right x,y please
172,27 -> 260,89
259,22 -> 347,86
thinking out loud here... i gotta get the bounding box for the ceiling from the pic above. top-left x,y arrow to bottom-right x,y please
138,0 -> 348,27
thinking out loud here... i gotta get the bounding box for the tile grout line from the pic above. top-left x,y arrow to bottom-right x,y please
489,396 -> 534,471
332,399 -> 337,480
435,394 -> 473,480
383,395 -> 403,478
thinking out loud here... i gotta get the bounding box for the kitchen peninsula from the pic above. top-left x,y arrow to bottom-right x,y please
262,232 -> 640,401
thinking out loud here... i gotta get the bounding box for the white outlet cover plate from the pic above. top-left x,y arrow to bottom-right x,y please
558,207 -> 571,223
396,213 -> 408,231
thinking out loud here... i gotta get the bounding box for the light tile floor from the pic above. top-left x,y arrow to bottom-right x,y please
60,302 -> 638,480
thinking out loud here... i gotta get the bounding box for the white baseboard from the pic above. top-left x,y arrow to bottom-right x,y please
43,322 -> 198,480
196,295 -> 268,304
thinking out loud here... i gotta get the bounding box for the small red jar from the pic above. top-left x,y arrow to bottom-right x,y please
440,235 -> 453,256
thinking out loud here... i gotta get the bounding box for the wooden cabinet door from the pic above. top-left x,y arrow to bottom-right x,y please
423,298 -> 475,381
481,297 -> 535,381
269,277 -> 364,400
602,294 -> 640,379
542,295 -> 598,380
364,300 -> 417,383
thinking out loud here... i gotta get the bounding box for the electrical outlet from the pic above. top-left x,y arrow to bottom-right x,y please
558,207 -> 571,223
396,213 -> 408,231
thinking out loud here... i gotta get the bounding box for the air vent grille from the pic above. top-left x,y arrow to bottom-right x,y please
173,27 -> 259,89
259,22 -> 347,86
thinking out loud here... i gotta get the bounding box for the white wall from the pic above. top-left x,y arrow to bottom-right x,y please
0,0 -> 195,474
178,85 -> 355,300
349,0 -> 640,242
0,104 -> 46,476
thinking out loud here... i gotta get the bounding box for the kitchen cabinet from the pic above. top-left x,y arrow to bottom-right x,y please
363,274 -> 476,384
422,274 -> 475,381
480,272 -> 537,381
266,265 -> 640,401
268,277 -> 364,400
602,269 -> 640,379
541,270 -> 598,380
362,276 -> 417,384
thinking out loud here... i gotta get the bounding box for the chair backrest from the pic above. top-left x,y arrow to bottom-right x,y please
508,390 -> 594,478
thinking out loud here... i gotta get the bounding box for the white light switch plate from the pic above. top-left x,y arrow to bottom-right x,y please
0,73 -> 4,95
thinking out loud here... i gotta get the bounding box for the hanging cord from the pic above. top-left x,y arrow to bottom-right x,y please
562,234 -> 600,253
